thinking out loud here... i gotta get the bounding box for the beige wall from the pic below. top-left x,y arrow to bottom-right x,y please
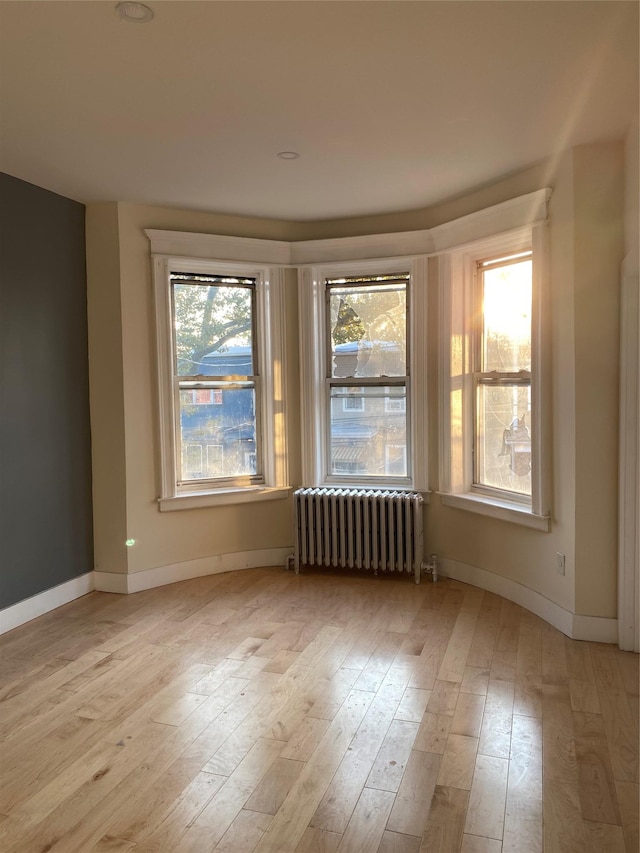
86,141 -> 626,622
86,203 -> 128,575
573,142 -> 624,616
87,203 -> 300,577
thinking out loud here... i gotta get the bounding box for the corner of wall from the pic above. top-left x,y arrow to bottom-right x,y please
85,202 -> 129,577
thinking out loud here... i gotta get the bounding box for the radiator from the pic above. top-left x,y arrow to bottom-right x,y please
293,488 -> 424,584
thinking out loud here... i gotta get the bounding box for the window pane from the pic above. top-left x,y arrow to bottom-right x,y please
476,383 -> 531,496
329,386 -> 407,477
179,386 -> 257,481
173,281 -> 253,376
482,259 -> 531,372
329,282 -> 407,378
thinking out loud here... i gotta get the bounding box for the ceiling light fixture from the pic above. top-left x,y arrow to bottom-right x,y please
116,2 -> 154,24
277,151 -> 300,160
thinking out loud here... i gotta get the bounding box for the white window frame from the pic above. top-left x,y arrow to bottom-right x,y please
147,230 -> 290,511
299,256 -> 429,491
438,223 -> 551,530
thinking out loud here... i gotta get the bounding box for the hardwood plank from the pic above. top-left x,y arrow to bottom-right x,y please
336,786 -> 395,853
437,605 -> 481,684
450,692 -> 485,739
244,757 -> 304,815
419,785 -> 469,853
465,596 -> 500,669
253,689 -> 374,853
460,667 -> 490,697
177,736 -> 285,851
365,719 -> 419,793
515,611 -> 542,677
615,780 -> 639,853
496,600 -> 521,653
2,723 -> 176,853
460,835 -> 502,852
541,623 -> 569,686
408,611 -> 458,691
376,829 -> 421,853
582,819 -> 626,853
90,834 -> 137,852
214,808 -> 273,852
503,714 -> 542,853
490,649 -> 517,681
394,688 -> 431,723
542,684 -> 586,853
590,647 -> 639,784
463,754 -> 509,840
132,771 -> 227,851
386,750 -> 441,836
436,734 -> 478,790
514,673 -> 542,718
573,711 -> 622,825
413,712 -> 451,754
310,693 -> 398,833
280,716 -> 331,761
295,827 -> 342,852
478,677 -> 514,759
426,680 -> 460,717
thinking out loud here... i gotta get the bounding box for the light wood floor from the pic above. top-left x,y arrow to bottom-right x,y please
0,567 -> 637,853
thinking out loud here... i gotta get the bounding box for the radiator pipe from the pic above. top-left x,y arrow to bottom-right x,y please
421,554 -> 439,583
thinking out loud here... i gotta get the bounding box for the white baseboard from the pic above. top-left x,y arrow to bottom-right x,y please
438,557 -> 618,644
0,573 -> 95,636
94,547 -> 292,594
572,614 -> 619,644
2,552 -> 618,645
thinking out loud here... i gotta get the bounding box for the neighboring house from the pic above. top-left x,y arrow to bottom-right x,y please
180,346 -> 257,480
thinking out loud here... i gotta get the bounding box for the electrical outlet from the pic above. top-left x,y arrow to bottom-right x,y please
556,552 -> 566,575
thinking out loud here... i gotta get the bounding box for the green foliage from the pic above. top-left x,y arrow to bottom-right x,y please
173,283 -> 252,375
332,297 -> 366,346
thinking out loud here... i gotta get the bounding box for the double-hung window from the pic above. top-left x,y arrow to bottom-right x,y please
327,273 -> 410,482
148,232 -> 289,510
299,258 -> 428,491
440,224 -> 550,529
172,271 -> 261,485
474,251 -> 532,498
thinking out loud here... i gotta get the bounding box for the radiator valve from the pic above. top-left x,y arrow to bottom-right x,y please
424,554 -> 439,583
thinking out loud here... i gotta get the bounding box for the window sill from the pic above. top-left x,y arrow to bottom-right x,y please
438,492 -> 550,531
158,486 -> 291,512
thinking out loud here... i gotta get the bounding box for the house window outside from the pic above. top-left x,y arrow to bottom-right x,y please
172,272 -> 261,486
342,387 -> 365,412
326,273 -> 410,481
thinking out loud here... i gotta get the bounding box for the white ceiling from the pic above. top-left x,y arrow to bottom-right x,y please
1,1 -> 637,221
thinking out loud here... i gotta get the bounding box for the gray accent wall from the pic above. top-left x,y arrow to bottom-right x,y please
0,173 -> 93,609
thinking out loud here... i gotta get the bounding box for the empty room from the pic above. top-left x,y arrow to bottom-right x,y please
0,1 -> 638,852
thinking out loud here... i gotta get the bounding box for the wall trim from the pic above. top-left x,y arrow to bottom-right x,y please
95,547 -> 292,594
145,190 -> 551,267
438,557 -> 618,643
0,573 -> 95,636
